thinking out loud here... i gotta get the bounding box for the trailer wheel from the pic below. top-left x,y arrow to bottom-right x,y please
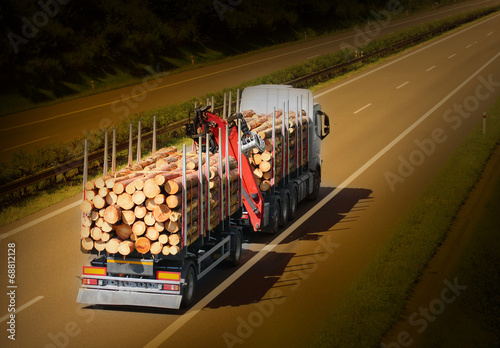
287,185 -> 298,220
264,197 -> 280,234
308,170 -> 321,200
181,266 -> 196,308
229,230 -> 243,266
278,189 -> 289,227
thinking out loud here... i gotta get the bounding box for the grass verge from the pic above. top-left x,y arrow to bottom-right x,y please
311,97 -> 500,346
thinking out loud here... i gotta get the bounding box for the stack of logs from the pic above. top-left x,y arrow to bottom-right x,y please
241,109 -> 308,191
80,146 -> 239,256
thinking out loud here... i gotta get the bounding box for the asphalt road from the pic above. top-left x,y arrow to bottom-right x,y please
0,0 -> 498,162
1,6 -> 500,348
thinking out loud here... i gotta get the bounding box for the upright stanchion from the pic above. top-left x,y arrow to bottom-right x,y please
219,128 -> 224,220
103,132 -> 108,176
228,91 -> 232,116
236,89 -> 240,113
182,144 -> 187,248
282,102 -> 285,184
211,96 -> 215,112
272,107 -> 276,192
223,93 -> 227,120
225,124 -> 230,221
237,118 -> 242,209
128,123 -> 133,166
198,137 -> 203,238
136,119 -> 142,164
152,115 -> 157,154
205,133 -> 211,234
112,128 -> 116,175
295,97 -> 299,177
83,139 -> 88,193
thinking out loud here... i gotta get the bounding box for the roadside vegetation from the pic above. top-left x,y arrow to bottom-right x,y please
312,95 -> 500,346
2,5 -> 498,220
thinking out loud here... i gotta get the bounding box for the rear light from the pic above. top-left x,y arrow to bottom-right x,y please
163,284 -> 180,291
82,278 -> 98,285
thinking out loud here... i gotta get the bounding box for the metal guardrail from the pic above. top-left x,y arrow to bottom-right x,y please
0,10 -> 493,198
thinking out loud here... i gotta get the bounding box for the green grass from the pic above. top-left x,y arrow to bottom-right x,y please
416,162 -> 500,347
312,95 -> 500,347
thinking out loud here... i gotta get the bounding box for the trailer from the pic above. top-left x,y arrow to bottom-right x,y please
77,85 -> 330,309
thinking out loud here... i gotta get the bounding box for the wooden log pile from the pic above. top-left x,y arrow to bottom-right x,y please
80,146 -> 239,256
242,109 -> 308,191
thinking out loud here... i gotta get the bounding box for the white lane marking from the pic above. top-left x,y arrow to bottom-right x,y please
4,2 -> 496,133
307,55 -> 319,60
144,50 -> 500,348
0,201 -> 81,241
449,53 -> 457,58
0,296 -> 44,323
426,65 -> 436,72
354,103 -> 372,114
487,31 -> 493,36
396,81 -> 410,89
315,12 -> 500,98
466,44 -> 472,48
2,135 -> 60,152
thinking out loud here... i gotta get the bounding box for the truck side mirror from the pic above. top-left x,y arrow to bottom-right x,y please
315,110 -> 330,140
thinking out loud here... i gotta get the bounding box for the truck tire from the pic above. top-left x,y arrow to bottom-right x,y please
277,189 -> 289,227
286,184 -> 298,220
181,266 -> 196,308
229,230 -> 243,266
308,170 -> 321,201
264,196 -> 280,234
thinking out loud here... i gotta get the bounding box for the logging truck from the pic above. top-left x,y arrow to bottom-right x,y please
77,85 -> 330,309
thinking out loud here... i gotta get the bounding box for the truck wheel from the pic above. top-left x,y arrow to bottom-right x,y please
278,189 -> 289,227
264,198 -> 280,234
308,170 -> 321,201
181,266 -> 196,308
287,185 -> 298,220
229,230 -> 243,266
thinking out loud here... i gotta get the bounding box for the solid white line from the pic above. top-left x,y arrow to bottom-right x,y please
466,44 -> 472,48
354,103 -> 372,114
487,31 -> 493,36
315,12 -> 500,98
396,81 -> 410,89
426,65 -> 436,72
0,201 -> 81,241
143,49 -> 500,348
307,55 -> 319,60
0,296 -> 44,323
2,135 -> 59,152
449,53 -> 457,58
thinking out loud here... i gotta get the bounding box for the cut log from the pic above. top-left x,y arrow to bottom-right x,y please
155,221 -> 165,232
144,212 -> 156,226
117,193 -> 134,210
162,245 -> 171,256
81,237 -> 94,251
95,217 -> 104,228
260,180 -> 271,191
122,210 -> 136,225
133,178 -> 145,191
105,238 -> 121,254
101,222 -> 114,233
143,178 -> 161,199
169,245 -> 180,255
80,200 -> 93,214
164,172 -> 199,195
116,224 -> 133,240
135,237 -> 151,254
261,151 -> 272,162
168,233 -> 180,246
85,181 -> 95,191
85,190 -> 96,201
153,204 -> 171,222
101,232 -> 111,242
93,195 -> 106,210
106,192 -> 118,206
94,240 -> 107,252
150,241 -> 163,255
132,220 -> 146,236
166,220 -> 180,233
158,234 -> 169,245
134,205 -> 147,219
154,174 -> 166,186
259,160 -> 272,173
98,187 -> 109,198
154,194 -> 165,205
103,205 -> 121,224
145,198 -> 158,211
253,168 -> 263,179
118,240 -> 135,256
145,227 -> 159,241
169,211 -> 182,222
90,227 -> 102,241
132,190 -> 146,206
80,226 -> 90,238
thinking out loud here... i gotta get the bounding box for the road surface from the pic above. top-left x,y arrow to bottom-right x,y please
1,7 -> 500,348
0,0 -> 498,162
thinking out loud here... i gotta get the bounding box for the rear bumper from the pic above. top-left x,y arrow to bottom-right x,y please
77,287 -> 182,309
